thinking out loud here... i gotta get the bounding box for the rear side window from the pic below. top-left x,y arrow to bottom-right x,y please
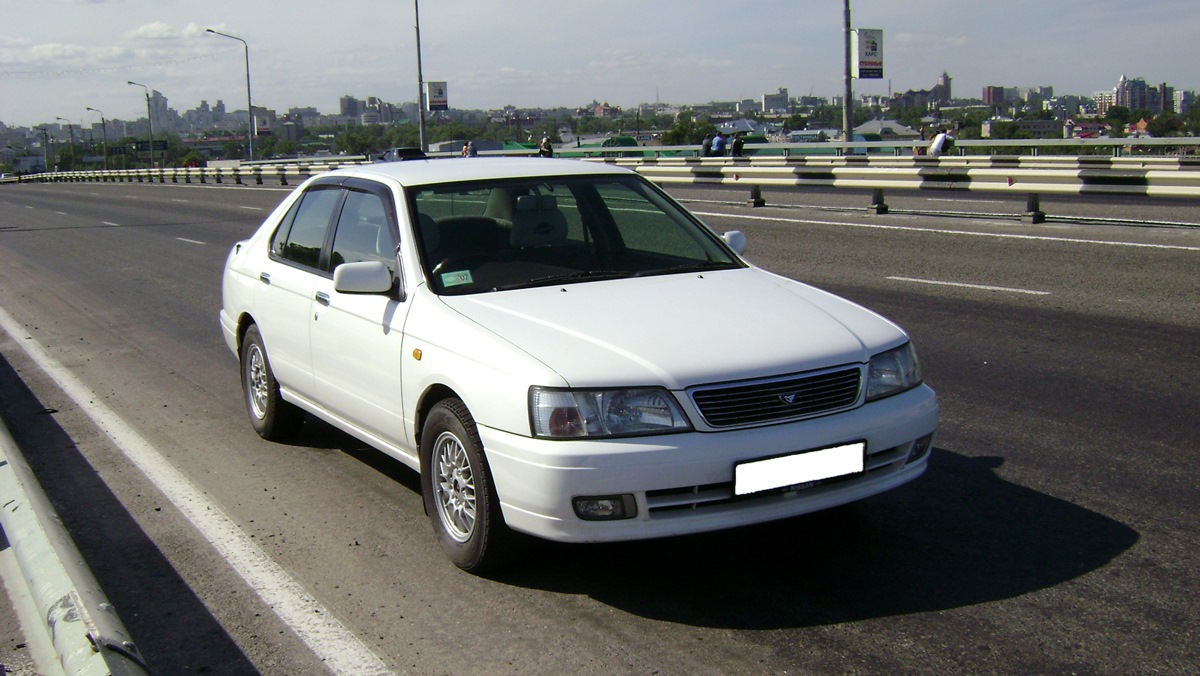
272,187 -> 341,269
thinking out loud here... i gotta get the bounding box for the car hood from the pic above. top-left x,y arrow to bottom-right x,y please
439,268 -> 907,389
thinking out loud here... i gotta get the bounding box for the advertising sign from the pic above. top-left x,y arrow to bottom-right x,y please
427,81 -> 448,111
853,29 -> 884,79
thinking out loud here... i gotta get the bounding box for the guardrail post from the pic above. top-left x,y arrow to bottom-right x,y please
747,185 -> 765,208
1023,193 -> 1046,224
870,188 -> 889,215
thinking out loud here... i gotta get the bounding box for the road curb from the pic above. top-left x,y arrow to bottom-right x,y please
0,416 -> 149,676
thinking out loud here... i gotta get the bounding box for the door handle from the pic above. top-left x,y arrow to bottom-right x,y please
315,292 -> 330,306
259,272 -> 271,285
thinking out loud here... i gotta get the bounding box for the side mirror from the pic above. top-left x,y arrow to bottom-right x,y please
722,230 -> 747,256
333,260 -> 393,294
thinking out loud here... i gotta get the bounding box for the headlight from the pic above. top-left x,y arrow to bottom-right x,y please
530,387 -> 693,439
865,342 -> 923,402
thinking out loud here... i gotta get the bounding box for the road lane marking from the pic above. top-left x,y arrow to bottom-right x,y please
0,306 -> 393,675
695,211 -> 1200,252
101,221 -> 120,227
887,276 -> 1051,296
175,237 -> 205,245
55,211 -> 67,215
238,205 -> 263,211
924,197 -> 1007,204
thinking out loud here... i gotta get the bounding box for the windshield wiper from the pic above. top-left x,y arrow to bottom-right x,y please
528,270 -> 633,284
631,260 -> 740,277
486,270 -> 633,291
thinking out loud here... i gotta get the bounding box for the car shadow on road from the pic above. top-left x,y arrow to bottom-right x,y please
0,354 -> 260,674
492,448 -> 1139,629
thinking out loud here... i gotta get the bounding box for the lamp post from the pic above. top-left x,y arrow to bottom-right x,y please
87,107 -> 109,170
127,80 -> 156,168
34,126 -> 50,173
206,28 -> 255,162
414,0 -> 427,152
55,117 -> 77,171
842,0 -> 854,145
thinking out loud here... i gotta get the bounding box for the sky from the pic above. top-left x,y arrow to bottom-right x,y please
2,0 -> 1198,129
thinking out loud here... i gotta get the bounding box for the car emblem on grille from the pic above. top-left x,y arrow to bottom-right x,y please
780,393 -> 800,405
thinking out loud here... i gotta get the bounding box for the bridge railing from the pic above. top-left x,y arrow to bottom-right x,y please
7,138 -> 1199,223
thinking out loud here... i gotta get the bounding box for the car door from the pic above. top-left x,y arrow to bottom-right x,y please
309,182 -> 412,453
255,184 -> 343,400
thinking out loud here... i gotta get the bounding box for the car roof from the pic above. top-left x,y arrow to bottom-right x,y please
326,157 -> 634,188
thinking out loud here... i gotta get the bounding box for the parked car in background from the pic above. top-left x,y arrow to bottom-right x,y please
219,157 -> 938,572
373,147 -> 427,162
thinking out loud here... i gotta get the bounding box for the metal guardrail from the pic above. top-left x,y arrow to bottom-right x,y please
0,415 -> 149,675
8,143 -> 1200,224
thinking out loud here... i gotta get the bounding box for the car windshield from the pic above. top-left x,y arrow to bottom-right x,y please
407,174 -> 744,295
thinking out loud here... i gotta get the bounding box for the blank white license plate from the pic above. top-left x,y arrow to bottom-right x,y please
734,442 -> 865,496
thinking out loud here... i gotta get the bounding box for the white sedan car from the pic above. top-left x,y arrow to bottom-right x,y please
220,157 -> 938,572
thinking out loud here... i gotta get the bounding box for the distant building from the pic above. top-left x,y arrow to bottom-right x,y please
981,118 -> 1063,139
892,71 -> 952,109
762,88 -> 789,113
1112,76 -> 1174,114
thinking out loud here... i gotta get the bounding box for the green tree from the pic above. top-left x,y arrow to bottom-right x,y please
1147,112 -> 1182,138
661,111 -> 715,145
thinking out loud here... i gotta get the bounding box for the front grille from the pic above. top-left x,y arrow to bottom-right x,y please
690,365 -> 862,428
645,440 -> 917,516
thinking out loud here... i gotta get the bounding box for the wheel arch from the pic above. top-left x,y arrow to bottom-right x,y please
235,312 -> 258,358
414,383 -> 463,456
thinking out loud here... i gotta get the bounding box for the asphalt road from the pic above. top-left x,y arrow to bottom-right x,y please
0,180 -> 1196,674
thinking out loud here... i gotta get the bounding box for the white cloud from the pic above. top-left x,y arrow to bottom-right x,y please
124,22 -> 177,41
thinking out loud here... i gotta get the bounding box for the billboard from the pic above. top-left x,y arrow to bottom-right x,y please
853,29 -> 884,79
427,82 -> 448,111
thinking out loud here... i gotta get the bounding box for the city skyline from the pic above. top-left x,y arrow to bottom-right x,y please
3,0 -> 1199,129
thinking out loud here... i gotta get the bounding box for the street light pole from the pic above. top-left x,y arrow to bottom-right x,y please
127,81 -> 156,168
55,117 -> 77,170
414,0 -> 427,152
87,107 -> 108,170
206,29 -> 255,162
34,126 -> 49,173
842,0 -> 854,144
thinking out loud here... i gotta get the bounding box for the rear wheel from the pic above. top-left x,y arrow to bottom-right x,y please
421,398 -> 522,573
240,324 -> 305,440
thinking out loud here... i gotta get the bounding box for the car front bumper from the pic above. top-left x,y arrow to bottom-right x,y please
481,384 -> 939,542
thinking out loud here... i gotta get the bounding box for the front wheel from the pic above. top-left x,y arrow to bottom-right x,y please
240,324 -> 305,440
421,398 -> 522,573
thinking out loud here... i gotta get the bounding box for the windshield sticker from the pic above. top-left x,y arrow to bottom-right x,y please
441,270 -> 474,287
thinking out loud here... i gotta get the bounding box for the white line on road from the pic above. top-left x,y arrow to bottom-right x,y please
238,205 -> 263,211
54,211 -> 67,215
924,197 -> 1007,204
0,306 -> 393,676
175,237 -> 205,245
695,211 -> 1200,252
887,276 -> 1051,296
101,221 -> 120,227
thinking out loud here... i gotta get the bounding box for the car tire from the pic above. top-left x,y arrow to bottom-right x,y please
240,324 -> 305,440
421,398 -> 523,573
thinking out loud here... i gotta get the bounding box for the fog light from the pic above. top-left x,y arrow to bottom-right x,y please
906,433 -> 935,464
573,494 -> 637,521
